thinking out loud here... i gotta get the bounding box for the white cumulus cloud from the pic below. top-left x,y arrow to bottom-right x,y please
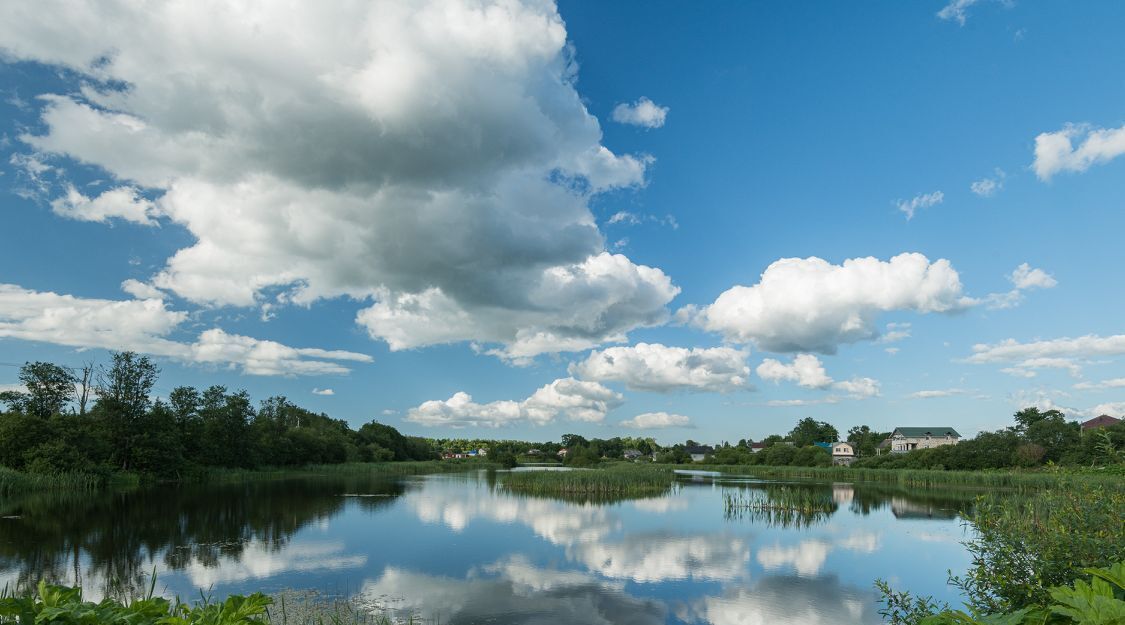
569,343 -> 750,393
756,354 -> 832,389
1034,122 -> 1125,180
0,0 -> 676,361
611,97 -> 669,129
0,283 -> 370,376
620,412 -> 692,429
406,377 -> 623,428
690,253 -> 972,354
312,388 -> 335,396
985,263 -> 1057,309
50,184 -> 157,225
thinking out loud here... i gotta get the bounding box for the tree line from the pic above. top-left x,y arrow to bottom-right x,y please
0,353 -> 434,478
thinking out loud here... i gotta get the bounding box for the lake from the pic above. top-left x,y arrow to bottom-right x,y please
0,469 -> 981,624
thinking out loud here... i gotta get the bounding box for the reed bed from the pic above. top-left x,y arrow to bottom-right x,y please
688,464 -> 1120,491
200,460 -> 495,483
722,486 -> 837,528
498,466 -> 673,499
0,467 -> 105,496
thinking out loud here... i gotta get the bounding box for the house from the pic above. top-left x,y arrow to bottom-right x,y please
623,449 -> 643,460
831,441 -> 855,466
813,442 -> 832,451
685,445 -> 714,462
477,448 -> 488,456
887,427 -> 961,453
527,448 -> 543,457
1081,414 -> 1121,430
749,442 -> 767,453
556,448 -> 568,458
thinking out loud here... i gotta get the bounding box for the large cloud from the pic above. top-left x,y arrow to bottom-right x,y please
0,284 -> 371,376
569,342 -> 750,393
689,253 -> 972,354
405,377 -> 623,428
0,0 -> 677,360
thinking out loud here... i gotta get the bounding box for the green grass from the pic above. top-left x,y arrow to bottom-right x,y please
197,460 -> 497,483
721,485 -> 838,528
498,465 -> 673,499
0,466 -> 106,496
683,463 -> 1123,491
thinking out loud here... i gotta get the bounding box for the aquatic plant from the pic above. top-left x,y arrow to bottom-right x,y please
722,486 -> 837,528
0,467 -> 105,496
498,465 -> 672,499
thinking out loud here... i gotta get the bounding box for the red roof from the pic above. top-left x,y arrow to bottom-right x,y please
1081,414 -> 1122,430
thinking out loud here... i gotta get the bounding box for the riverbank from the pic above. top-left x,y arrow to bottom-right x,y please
671,462 -> 1124,491
0,459 -> 499,497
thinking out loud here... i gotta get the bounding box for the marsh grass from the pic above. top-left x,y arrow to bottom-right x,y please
722,486 -> 837,528
0,466 -> 105,496
498,465 -> 673,499
688,464 -> 1119,491
200,460 -> 496,484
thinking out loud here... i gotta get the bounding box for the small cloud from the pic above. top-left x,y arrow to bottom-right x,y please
611,97 -> 669,129
381,409 -> 397,416
607,211 -> 641,225
909,388 -> 966,399
1009,263 -> 1057,290
937,0 -> 980,26
611,237 -> 629,251
620,412 -> 692,429
896,191 -> 943,220
885,347 -> 900,356
970,169 -> 1005,197
985,263 -> 1057,309
121,279 -> 164,300
312,388 -> 335,396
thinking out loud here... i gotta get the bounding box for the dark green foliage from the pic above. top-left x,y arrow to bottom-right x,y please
0,354 -> 438,484
908,561 -> 1125,625
0,580 -> 274,625
951,484 -> 1125,613
788,417 -> 839,448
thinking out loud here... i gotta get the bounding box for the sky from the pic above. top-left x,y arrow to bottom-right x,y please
1,0 -> 1124,444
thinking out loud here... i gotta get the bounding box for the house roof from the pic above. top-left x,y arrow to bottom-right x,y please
1081,414 -> 1121,429
749,442 -> 767,449
892,427 -> 961,438
813,442 -> 832,449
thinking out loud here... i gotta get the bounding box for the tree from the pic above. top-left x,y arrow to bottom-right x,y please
72,361 -> 95,416
788,418 -> 839,448
561,433 -> 588,449
95,352 -> 160,470
847,425 -> 889,457
5,362 -> 76,418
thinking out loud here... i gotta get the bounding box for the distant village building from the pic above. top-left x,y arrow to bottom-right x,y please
685,445 -> 714,462
887,427 -> 961,453
555,448 -> 568,458
749,442 -> 767,453
527,448 -> 543,457
623,449 -> 643,460
831,441 -> 855,466
1081,414 -> 1121,430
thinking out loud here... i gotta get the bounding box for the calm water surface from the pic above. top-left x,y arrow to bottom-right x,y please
0,470 -> 982,624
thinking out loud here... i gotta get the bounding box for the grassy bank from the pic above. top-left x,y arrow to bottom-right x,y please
0,466 -> 118,496
198,459 -> 498,483
499,465 -> 673,499
680,463 -> 1123,491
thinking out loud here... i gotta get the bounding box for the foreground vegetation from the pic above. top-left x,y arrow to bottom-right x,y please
0,581 -> 401,625
879,481 -> 1125,624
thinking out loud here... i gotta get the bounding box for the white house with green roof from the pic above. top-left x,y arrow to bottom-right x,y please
887,427 -> 961,454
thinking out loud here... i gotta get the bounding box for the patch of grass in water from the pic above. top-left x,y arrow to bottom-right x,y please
499,464 -> 673,500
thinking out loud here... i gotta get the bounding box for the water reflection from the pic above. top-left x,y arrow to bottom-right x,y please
0,470 -> 984,624
362,556 -> 667,625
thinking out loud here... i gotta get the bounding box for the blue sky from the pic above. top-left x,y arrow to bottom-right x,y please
1,0 -> 1123,444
